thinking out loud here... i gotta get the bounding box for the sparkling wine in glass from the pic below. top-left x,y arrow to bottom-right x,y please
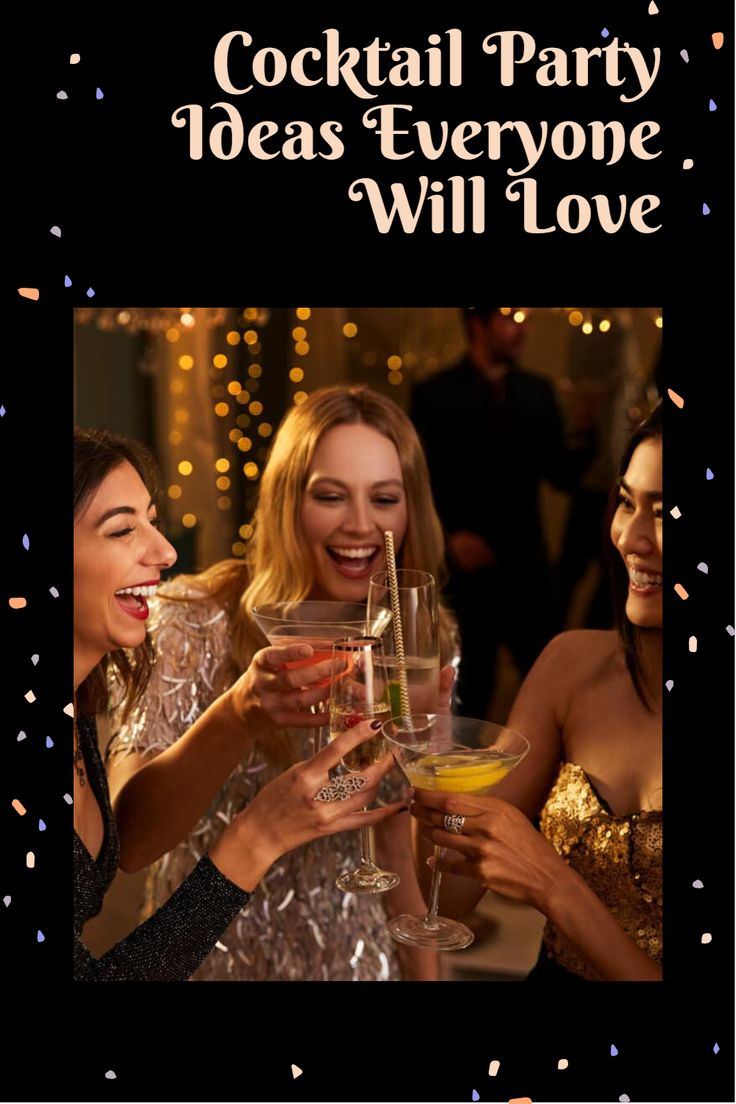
383,713 -> 529,950
367,569 -> 440,717
329,636 -> 400,895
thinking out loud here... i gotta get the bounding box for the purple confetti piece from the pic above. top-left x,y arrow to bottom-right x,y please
105,1071 -> 117,1080
3,896 -> 10,907
702,203 -> 711,215
709,99 -> 717,111
713,1043 -> 720,1054
665,679 -> 674,691
38,819 -> 46,831
706,468 -> 714,480
86,287 -> 95,298
696,562 -> 708,574
726,625 -> 735,636
692,879 -> 704,888
601,28 -> 610,38
37,930 -> 45,943
31,654 -> 39,665
680,49 -> 689,62
57,90 -> 68,100
22,534 -> 30,550
49,586 -> 59,597
64,275 -> 72,288
0,405 -> 5,417
50,226 -> 61,238
96,87 -> 104,100
610,1044 -> 619,1056
472,1093 -> 480,1102
63,793 -> 73,804
45,736 -> 54,748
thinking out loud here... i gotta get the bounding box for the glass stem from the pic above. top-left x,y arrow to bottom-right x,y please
360,816 -> 376,868
425,846 -> 445,922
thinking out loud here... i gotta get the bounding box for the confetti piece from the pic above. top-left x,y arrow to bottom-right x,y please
712,33 -> 724,50
37,930 -> 45,942
50,586 -> 59,597
17,731 -> 26,742
610,1044 -> 619,1056
50,226 -> 61,238
670,506 -> 682,519
57,90 -> 68,100
708,99 -> 717,111
26,852 -> 35,869
601,28 -> 610,38
509,1098 -> 533,1104
9,597 -> 27,609
18,288 -> 40,301
96,87 -> 104,100
472,1092 -> 480,1101
215,940 -> 228,952
22,534 -> 30,550
557,1059 -> 569,1070
680,49 -> 689,62
63,702 -> 75,718
38,819 -> 46,832
291,1065 -> 303,1080
488,1061 -> 501,1077
692,879 -> 704,888
30,656 -> 39,668
105,1071 -> 117,1080
667,388 -> 684,408
70,53 -> 81,64
25,690 -> 36,703
682,158 -> 694,170
0,405 -> 5,416
86,287 -> 96,298
727,626 -> 735,636
648,1 -> 658,12
619,1096 -> 630,1103
689,636 -> 698,653
713,1042 -> 720,1054
665,679 -> 674,691
696,563 -> 708,574
703,203 -> 711,215
701,932 -> 712,944
706,468 -> 714,480
46,736 -> 54,748
64,793 -> 73,804
3,897 -> 10,907
12,799 -> 27,816
674,583 -> 689,600
64,275 -> 72,287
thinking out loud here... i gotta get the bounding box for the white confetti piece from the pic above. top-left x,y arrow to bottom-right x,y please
648,0 -> 658,11
50,226 -> 61,238
682,158 -> 694,170
49,586 -> 59,597
70,53 -> 81,64
25,690 -> 36,703
692,879 -> 704,888
63,702 -> 75,718
291,1064 -> 303,1080
701,932 -> 712,944
665,679 -> 674,691
2,896 -> 10,907
620,1095 -> 631,1103
105,1071 -> 117,1080
277,888 -> 295,912
57,90 -> 68,100
670,506 -> 682,519
215,940 -> 228,952
488,1060 -> 501,1077
64,793 -> 73,804
26,852 -> 35,869
680,49 -> 689,62
688,636 -> 698,653
557,1058 -> 569,1070
31,654 -> 39,665
727,625 -> 735,636
17,731 -> 26,742
696,563 -> 708,574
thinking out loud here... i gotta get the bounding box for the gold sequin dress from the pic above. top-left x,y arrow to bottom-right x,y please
110,579 -> 402,981
538,762 -> 662,980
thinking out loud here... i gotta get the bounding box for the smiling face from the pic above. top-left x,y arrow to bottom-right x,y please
74,461 -> 177,684
300,422 -> 408,602
610,438 -> 663,629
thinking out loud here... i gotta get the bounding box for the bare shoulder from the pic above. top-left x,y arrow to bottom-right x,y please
513,631 -> 620,719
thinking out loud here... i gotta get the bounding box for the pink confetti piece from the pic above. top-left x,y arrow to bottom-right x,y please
70,53 -> 81,64
667,388 -> 684,408
557,1059 -> 569,1070
680,49 -> 689,62
25,690 -> 36,703
9,597 -> 27,609
104,1071 -> 117,1080
50,226 -> 61,238
31,654 -> 39,665
57,90 -> 68,100
63,702 -> 75,718
11,799 -> 27,816
49,586 -> 59,597
26,852 -> 35,869
682,158 -> 694,170
712,32 -> 724,49
696,563 -> 708,574
674,583 -> 689,600
648,0 -> 658,11
689,636 -> 698,653
63,793 -> 73,804
18,288 -> 40,301
665,679 -> 674,691
488,1061 -> 501,1077
726,625 -> 735,636
701,932 -> 712,944
692,879 -> 704,888
670,506 -> 682,519
291,1065 -> 303,1080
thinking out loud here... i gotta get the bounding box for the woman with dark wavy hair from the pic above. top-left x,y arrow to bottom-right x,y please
411,404 -> 663,981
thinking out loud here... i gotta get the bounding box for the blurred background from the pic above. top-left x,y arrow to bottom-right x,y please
76,305 -> 662,976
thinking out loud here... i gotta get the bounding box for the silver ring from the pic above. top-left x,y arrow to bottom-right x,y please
314,775 -> 367,803
443,813 -> 465,834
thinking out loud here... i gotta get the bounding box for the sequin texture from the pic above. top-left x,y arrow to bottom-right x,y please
109,580 -> 402,981
539,762 -> 662,980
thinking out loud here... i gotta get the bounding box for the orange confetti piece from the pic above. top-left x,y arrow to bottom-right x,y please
509,1098 -> 533,1104
9,597 -> 27,609
667,388 -> 685,408
18,287 -> 40,301
674,583 -> 689,600
712,32 -> 724,49
11,799 -> 27,816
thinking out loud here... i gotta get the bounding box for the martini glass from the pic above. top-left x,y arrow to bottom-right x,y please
382,713 -> 530,950
251,601 -> 392,750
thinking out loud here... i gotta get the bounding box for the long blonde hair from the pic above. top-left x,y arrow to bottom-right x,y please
181,386 -> 455,762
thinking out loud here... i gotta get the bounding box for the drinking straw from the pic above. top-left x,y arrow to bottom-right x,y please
383,531 -> 412,724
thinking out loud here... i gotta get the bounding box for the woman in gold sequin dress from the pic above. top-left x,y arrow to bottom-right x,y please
108,387 -> 456,981
412,405 -> 663,981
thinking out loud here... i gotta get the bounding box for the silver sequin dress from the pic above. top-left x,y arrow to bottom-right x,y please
110,579 -> 402,981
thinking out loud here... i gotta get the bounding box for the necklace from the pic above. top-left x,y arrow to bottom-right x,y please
73,719 -> 86,787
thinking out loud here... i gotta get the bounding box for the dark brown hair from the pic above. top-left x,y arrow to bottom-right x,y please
74,427 -> 160,720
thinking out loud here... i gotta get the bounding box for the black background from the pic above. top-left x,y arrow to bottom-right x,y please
4,4 -> 733,1102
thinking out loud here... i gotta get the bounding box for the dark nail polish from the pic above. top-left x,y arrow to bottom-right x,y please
370,719 -> 383,729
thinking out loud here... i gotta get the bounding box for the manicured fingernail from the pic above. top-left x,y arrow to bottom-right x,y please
426,856 -> 436,868
370,719 -> 383,729
298,645 -> 311,657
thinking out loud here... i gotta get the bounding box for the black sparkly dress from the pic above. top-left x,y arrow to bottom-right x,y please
74,715 -> 251,981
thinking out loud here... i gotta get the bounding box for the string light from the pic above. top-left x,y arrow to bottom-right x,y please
166,328 -> 180,343
582,321 -> 594,334
168,485 -> 182,499
513,310 -> 526,323
294,391 -> 308,404
343,322 -> 358,338
248,364 -> 262,378
236,391 -> 250,405
229,428 -> 243,443
213,354 -> 227,369
180,313 -> 195,328
168,430 -> 183,445
178,355 -> 194,371
243,462 -> 259,479
239,524 -> 254,540
294,340 -> 309,355
237,437 -> 253,452
244,330 -> 258,345
296,307 -> 311,320
655,315 -> 663,329
216,476 -> 231,491
388,370 -> 403,386
292,327 -> 307,341
227,381 -> 242,395
178,460 -> 193,476
249,401 -> 263,416
217,496 -> 232,511
569,311 -> 583,326
289,367 -> 304,382
182,513 -> 197,528
231,541 -> 247,556
214,402 -> 230,417
258,423 -> 273,437
215,458 -> 230,473
599,319 -> 611,332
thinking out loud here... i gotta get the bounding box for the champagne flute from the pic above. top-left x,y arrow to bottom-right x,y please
329,636 -> 400,895
383,713 -> 530,950
367,569 -> 440,717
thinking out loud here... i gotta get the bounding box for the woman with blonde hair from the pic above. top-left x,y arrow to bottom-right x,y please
108,385 -> 455,981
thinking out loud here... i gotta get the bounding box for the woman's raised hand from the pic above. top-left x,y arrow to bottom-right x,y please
209,719 -> 405,891
225,643 -> 341,734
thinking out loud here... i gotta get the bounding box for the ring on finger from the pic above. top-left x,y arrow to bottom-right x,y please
443,812 -> 466,834
314,775 -> 368,803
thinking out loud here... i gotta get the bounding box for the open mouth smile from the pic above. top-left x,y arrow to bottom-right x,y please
114,582 -> 159,620
326,545 -> 381,578
627,566 -> 662,595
